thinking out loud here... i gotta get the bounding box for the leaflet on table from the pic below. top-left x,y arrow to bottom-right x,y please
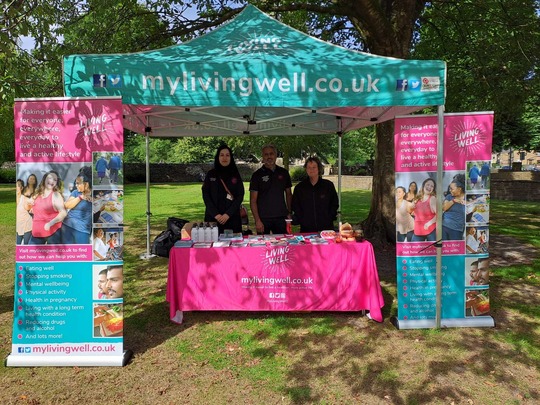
9,97 -> 126,366
394,112 -> 494,328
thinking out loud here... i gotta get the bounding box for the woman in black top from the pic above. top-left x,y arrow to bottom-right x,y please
292,156 -> 338,232
202,144 -> 245,233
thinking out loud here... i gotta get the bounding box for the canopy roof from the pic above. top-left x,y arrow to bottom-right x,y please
63,5 -> 446,137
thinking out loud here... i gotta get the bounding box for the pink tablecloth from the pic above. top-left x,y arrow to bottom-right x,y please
167,240 -> 384,322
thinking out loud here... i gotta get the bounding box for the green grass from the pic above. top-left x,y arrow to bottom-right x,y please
490,199 -> 540,247
122,182 -> 371,232
0,183 -> 539,404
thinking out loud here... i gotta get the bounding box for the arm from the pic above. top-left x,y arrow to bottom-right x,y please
201,174 -> 220,219
285,187 -> 292,218
25,196 -> 35,211
443,195 -> 465,212
405,201 -> 414,214
44,192 -> 67,231
429,195 -> 437,214
291,187 -> 299,217
93,240 -> 106,260
329,182 -> 339,220
250,190 -> 264,233
64,191 -> 88,210
442,194 -> 453,212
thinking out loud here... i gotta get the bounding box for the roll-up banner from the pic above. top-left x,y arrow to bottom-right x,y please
394,112 -> 495,329
7,97 -> 130,366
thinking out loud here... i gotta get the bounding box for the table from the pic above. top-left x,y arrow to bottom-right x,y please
167,240 -> 384,323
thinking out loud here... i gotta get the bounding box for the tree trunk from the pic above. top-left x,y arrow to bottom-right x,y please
361,120 -> 396,246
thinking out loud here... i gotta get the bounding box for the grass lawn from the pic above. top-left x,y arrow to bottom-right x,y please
0,183 -> 538,404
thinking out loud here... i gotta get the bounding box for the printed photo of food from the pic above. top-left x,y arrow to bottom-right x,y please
465,289 -> 490,317
93,303 -> 123,337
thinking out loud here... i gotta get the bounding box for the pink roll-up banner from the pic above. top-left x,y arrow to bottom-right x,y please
394,112 -> 495,329
8,97 -> 130,366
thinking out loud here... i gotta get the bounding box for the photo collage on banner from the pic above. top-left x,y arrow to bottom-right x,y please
8,97 -> 126,366
394,112 -> 494,327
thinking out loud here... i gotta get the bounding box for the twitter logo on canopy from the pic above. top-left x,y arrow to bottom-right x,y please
409,79 -> 421,91
109,75 -> 122,88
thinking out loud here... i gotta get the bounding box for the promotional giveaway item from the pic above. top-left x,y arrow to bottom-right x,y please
394,112 -> 495,329
8,97 -> 130,366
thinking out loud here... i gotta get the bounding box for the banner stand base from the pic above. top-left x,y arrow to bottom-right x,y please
391,316 -> 495,330
139,252 -> 156,260
5,349 -> 133,367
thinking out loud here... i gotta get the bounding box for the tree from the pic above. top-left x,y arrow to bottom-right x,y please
413,0 -> 540,152
5,0 -> 539,244
0,0 -> 175,163
148,0 -> 539,243
139,0 -> 427,243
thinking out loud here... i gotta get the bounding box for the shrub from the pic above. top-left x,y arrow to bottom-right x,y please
290,167 -> 307,182
0,168 -> 16,183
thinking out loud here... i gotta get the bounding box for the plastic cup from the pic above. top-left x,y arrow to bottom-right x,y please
285,219 -> 292,235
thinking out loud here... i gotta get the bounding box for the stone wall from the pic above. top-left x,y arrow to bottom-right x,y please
124,163 -> 258,183
124,163 -> 373,189
123,163 -> 539,201
490,170 -> 540,201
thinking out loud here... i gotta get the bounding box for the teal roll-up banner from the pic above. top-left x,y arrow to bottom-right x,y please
8,97 -> 129,366
394,112 -> 495,329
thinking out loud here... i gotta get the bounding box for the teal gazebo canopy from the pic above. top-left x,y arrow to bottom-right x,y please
63,5 -> 446,138
63,5 -> 447,267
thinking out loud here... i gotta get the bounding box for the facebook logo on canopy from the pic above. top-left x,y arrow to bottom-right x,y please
396,79 -> 408,91
93,74 -> 107,88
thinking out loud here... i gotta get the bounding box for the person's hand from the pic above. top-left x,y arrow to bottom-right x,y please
220,213 -> 230,224
255,219 -> 264,234
44,222 -> 51,231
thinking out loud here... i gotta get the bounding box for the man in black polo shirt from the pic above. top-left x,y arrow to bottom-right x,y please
250,144 -> 292,234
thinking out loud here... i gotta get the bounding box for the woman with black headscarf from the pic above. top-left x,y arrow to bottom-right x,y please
202,144 -> 245,233
62,166 -> 93,244
442,174 -> 466,241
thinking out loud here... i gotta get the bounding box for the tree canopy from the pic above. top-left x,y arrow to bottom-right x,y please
1,0 -> 539,243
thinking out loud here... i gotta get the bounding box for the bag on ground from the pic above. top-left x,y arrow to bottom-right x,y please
167,217 -> 189,238
151,229 -> 176,257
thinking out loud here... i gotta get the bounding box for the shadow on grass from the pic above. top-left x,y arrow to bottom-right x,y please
121,240 -> 539,404
119,187 -> 539,403
0,293 -> 14,316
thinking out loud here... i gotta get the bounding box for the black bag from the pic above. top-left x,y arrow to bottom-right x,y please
167,217 -> 189,238
151,229 -> 176,258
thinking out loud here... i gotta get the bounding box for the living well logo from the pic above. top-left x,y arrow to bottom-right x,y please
224,33 -> 285,56
261,245 -> 295,273
448,120 -> 487,158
